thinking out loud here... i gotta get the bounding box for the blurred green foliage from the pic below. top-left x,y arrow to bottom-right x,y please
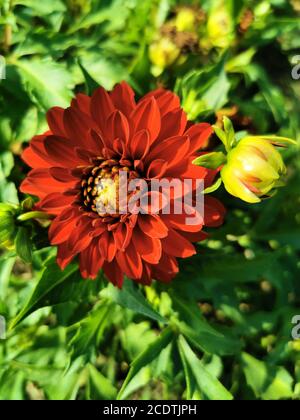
0,0 -> 300,400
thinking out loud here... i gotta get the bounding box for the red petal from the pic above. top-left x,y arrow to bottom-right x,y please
49,209 -> 80,245
49,167 -> 79,183
20,168 -> 75,199
161,211 -> 203,233
116,243 -> 143,279
57,242 -> 76,270
46,107 -> 66,137
22,146 -> 48,169
137,191 -> 168,215
105,110 -> 130,144
99,231 -> 116,262
71,93 -> 91,115
138,215 -> 168,238
180,230 -> 208,243
67,216 -> 94,254
156,108 -> 187,142
161,228 -> 196,258
22,135 -> 53,169
138,263 -> 153,285
204,196 -> 226,227
185,123 -> 213,154
146,135 -> 190,168
103,261 -> 124,288
147,159 -> 168,179
79,240 -> 104,279
152,253 -> 179,283
37,192 -> 75,215
113,222 -> 132,251
143,89 -> 180,116
131,97 -> 161,144
132,227 -> 162,264
63,107 -> 97,147
43,135 -> 86,167
110,81 -> 136,117
129,130 -> 150,160
91,87 -> 115,131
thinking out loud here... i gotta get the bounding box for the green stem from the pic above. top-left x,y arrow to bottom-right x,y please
17,211 -> 51,222
4,24 -> 12,52
3,0 -> 12,53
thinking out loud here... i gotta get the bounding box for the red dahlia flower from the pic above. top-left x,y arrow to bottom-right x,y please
20,82 -> 225,287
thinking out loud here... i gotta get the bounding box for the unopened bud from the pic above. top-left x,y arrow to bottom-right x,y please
221,137 -> 287,204
149,37 -> 180,76
0,203 -> 17,248
206,0 -> 234,49
175,7 -> 197,32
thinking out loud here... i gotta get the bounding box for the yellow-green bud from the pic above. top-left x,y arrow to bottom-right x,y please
206,0 -> 234,49
0,203 -> 17,248
221,137 -> 287,204
175,7 -> 197,32
149,37 -> 180,76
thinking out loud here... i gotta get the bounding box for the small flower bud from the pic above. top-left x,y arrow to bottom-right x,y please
206,0 -> 234,49
0,203 -> 17,248
149,37 -> 180,76
175,7 -> 197,32
221,137 -> 287,204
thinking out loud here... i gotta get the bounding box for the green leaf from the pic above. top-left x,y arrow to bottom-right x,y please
78,60 -> 99,96
178,341 -> 201,400
15,227 -> 33,263
223,116 -> 235,148
0,152 -> 14,178
13,58 -> 75,109
226,48 -> 257,73
117,327 -> 174,400
193,152 -> 227,170
200,253 -> 278,284
77,55 -> 129,91
212,117 -> 236,151
103,279 -> 167,324
204,177 -> 223,194
178,59 -> 230,119
87,364 -> 117,400
245,64 -> 288,124
0,255 -> 15,300
241,353 -> 294,400
9,258 -> 105,329
172,298 -> 241,356
68,303 -> 113,363
9,259 -> 78,329
178,335 -> 233,401
14,0 -> 66,15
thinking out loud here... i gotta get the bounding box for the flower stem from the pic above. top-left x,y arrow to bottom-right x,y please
17,211 -> 51,222
3,24 -> 12,52
2,0 -> 12,53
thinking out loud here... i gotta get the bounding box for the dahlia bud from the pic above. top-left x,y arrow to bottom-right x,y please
206,0 -> 234,49
0,203 -> 17,249
174,7 -> 197,32
221,137 -> 287,204
0,202 -> 42,261
149,37 -> 180,76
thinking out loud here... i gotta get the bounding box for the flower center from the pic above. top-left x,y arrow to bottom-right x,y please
81,160 -> 138,217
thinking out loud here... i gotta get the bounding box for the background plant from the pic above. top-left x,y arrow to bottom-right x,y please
0,0 -> 300,400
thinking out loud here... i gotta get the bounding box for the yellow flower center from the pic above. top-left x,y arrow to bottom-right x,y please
81,160 -> 138,217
